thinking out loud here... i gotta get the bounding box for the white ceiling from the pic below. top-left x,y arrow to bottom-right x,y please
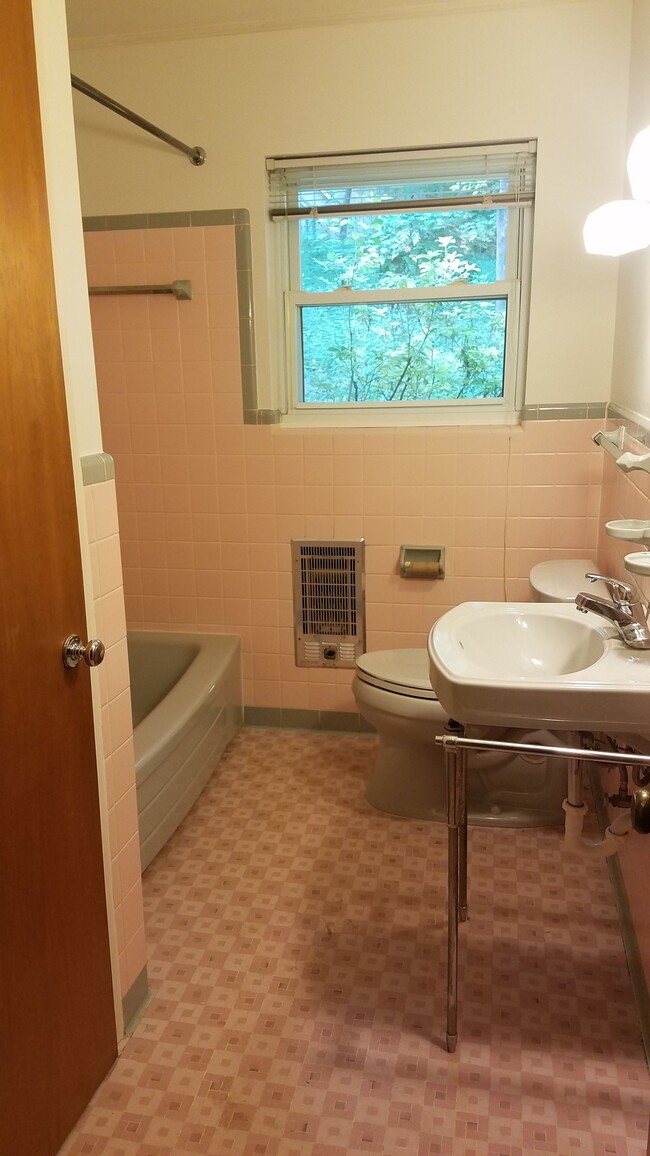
65,0 -> 574,47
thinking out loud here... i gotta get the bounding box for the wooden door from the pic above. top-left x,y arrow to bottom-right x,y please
0,2 -> 118,1153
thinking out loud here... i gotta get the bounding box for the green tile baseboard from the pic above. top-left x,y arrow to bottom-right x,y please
121,964 -> 153,1035
244,706 -> 375,733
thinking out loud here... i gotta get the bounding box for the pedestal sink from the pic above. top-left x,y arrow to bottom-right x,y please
428,599 -> 650,1054
428,602 -> 650,734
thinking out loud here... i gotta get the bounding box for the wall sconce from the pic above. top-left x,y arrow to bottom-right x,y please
583,199 -> 650,255
627,126 -> 650,200
584,126 -> 650,255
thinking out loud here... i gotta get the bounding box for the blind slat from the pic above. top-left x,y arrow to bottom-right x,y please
268,140 -> 536,220
269,191 -> 534,221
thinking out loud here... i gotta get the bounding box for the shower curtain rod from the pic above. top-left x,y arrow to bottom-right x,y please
71,74 -> 206,166
88,280 -> 192,300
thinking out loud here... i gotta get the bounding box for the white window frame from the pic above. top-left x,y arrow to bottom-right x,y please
268,142 -> 535,427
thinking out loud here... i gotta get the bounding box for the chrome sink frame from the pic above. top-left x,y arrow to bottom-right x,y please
436,731 -> 650,1053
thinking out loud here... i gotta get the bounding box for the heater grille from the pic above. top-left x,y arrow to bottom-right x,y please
291,540 -> 365,668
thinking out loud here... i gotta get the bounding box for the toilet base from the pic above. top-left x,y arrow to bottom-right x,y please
365,738 -> 567,828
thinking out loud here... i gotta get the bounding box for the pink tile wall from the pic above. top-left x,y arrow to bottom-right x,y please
597,448 -> 650,995
599,443 -> 650,575
84,226 -> 650,1052
85,224 -> 604,713
85,478 -> 147,1002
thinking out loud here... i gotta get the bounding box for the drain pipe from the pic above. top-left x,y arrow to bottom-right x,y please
562,756 -> 631,858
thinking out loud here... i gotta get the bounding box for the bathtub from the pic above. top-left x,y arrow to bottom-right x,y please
128,630 -> 242,870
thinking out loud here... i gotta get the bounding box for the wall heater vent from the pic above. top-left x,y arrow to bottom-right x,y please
291,539 -> 366,668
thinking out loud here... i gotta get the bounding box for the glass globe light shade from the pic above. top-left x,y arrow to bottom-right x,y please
583,200 -> 650,255
627,126 -> 650,201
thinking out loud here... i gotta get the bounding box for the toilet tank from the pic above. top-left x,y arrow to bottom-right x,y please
529,559 -> 599,603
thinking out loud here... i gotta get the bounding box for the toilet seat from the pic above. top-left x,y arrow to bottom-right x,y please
355,648 -> 438,700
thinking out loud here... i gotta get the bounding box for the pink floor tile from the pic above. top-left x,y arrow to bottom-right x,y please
60,729 -> 650,1155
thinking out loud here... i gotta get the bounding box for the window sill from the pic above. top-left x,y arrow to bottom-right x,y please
278,405 -> 522,429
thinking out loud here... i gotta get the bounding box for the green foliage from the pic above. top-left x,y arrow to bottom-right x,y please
296,186 -> 508,404
301,299 -> 506,403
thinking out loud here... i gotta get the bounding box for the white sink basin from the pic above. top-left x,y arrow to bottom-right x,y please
428,602 -> 650,734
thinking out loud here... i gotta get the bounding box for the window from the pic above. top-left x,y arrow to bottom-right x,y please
267,141 -> 536,422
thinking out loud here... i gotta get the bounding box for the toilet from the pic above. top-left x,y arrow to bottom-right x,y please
352,559 -> 599,828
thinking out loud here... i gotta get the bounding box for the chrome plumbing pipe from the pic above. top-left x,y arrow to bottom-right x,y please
567,758 -> 583,807
437,734 -> 650,767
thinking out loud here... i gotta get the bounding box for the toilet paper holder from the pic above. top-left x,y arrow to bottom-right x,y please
399,545 -> 445,579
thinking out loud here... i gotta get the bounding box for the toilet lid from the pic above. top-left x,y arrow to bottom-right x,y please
355,648 -> 438,700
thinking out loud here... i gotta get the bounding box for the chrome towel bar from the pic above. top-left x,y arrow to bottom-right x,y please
88,279 -> 192,301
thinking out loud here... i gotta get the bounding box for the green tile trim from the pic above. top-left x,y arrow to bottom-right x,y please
244,706 -> 375,733
80,452 -> 115,485
85,211 -> 194,231
607,405 -> 650,447
190,209 -> 242,227
83,209 -> 250,233
121,964 -> 154,1035
233,221 -> 260,417
235,223 -> 252,271
240,365 -> 257,414
521,402 -> 607,421
243,409 -> 282,426
83,209 -> 262,424
238,307 -> 255,361
144,212 -> 191,229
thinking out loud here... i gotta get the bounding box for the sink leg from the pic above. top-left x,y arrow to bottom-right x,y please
458,745 -> 468,923
445,734 -> 466,1052
446,812 -> 458,1052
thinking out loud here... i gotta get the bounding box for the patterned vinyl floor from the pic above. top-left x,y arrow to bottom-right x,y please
60,728 -> 650,1155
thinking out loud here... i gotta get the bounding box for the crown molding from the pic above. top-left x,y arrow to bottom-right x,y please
67,0 -> 594,51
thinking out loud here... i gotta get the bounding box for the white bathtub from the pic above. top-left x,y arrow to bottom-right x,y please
128,630 -> 242,869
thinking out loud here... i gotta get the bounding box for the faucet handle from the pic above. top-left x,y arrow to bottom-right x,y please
585,573 -> 638,604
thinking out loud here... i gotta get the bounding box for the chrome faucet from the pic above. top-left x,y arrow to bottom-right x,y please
575,573 -> 650,649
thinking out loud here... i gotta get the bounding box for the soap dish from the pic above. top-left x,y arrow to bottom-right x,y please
605,519 -> 650,543
624,551 -> 650,575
